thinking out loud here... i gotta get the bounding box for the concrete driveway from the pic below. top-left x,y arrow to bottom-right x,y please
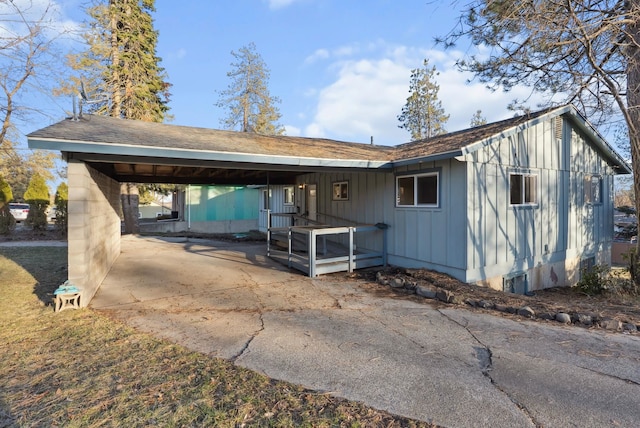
92,235 -> 640,428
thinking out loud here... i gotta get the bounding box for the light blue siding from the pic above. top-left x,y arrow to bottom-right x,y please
188,185 -> 259,222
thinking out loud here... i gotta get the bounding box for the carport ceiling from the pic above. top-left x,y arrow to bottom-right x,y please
28,115 -> 396,185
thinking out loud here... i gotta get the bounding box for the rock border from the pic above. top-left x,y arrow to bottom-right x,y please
375,271 -> 640,334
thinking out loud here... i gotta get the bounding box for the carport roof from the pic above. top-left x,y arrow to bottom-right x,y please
27,114 -> 396,184
27,104 -> 630,185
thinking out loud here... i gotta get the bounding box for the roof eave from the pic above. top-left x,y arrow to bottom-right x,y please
391,149 -> 464,168
28,136 -> 394,171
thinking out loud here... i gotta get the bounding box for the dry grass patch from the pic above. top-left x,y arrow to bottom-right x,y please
0,247 -> 435,428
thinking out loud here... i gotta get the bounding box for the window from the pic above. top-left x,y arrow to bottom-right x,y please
396,172 -> 439,207
509,172 -> 537,205
332,181 -> 349,201
283,186 -> 294,205
585,175 -> 602,204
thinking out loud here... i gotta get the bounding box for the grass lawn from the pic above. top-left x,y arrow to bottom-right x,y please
0,247 -> 435,428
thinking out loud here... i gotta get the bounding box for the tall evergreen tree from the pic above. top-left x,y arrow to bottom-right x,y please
397,59 -> 449,141
216,43 -> 284,135
64,0 -> 171,233
470,110 -> 487,127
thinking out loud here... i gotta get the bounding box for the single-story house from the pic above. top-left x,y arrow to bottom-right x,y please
27,104 -> 630,305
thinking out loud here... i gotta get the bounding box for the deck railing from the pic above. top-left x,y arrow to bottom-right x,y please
267,211 -> 387,277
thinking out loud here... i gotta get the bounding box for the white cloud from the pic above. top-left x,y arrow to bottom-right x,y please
266,0 -> 301,10
284,124 -> 301,136
304,48 -> 330,65
304,58 -> 410,145
299,42 -> 549,146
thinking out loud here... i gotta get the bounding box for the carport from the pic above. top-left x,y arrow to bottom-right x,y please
27,114 -> 394,306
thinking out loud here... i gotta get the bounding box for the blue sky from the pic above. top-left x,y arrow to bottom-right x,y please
25,0 -> 546,147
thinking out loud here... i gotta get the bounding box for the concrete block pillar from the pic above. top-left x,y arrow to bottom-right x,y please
67,160 -> 122,306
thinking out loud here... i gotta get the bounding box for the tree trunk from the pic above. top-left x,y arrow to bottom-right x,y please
627,0 -> 640,283
120,182 -> 139,234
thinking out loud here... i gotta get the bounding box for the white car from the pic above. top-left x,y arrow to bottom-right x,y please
9,203 -> 30,222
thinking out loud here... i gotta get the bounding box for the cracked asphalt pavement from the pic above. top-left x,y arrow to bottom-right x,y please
91,235 -> 640,427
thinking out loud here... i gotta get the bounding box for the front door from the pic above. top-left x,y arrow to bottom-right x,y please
259,188 -> 270,232
306,184 -> 317,222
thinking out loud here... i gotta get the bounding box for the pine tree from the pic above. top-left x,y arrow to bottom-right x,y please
64,0 -> 171,122
216,43 -> 284,135
470,110 -> 487,127
23,173 -> 49,231
64,0 -> 171,234
397,59 -> 449,140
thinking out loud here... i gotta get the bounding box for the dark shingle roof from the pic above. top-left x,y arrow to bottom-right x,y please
29,114 -> 396,162
27,105 -> 630,177
394,107 -> 557,160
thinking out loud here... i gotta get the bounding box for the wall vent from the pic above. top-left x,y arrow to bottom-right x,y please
554,116 -> 563,140
503,272 -> 528,294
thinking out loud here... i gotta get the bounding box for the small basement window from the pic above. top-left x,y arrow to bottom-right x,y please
503,273 -> 528,294
510,172 -> 537,206
396,172 -> 439,207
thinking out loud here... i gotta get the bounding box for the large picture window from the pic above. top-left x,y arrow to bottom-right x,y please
510,172 -> 537,206
396,172 -> 439,207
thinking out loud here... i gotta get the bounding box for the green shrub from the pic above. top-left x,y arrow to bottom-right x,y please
24,173 -> 49,231
54,182 -> 68,232
0,176 -> 15,235
577,264 -> 610,295
577,263 -> 638,297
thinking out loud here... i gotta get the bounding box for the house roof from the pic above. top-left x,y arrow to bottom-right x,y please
27,104 -> 630,184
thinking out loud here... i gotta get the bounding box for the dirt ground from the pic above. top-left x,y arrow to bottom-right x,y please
4,226 -> 639,333
351,267 -> 640,333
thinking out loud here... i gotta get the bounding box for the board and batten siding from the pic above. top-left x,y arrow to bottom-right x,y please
258,185 -> 297,231
296,171 -> 394,253
465,117 -> 615,289
389,158 -> 468,279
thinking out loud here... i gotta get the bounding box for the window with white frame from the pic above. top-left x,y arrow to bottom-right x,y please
585,175 -> 602,204
332,181 -> 349,201
396,172 -> 439,207
283,186 -> 294,205
509,172 -> 538,205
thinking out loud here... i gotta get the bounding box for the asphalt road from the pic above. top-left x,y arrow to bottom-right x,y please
91,235 -> 640,428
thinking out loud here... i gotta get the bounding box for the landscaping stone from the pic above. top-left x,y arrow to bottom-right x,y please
601,319 -> 622,331
574,313 -> 593,326
465,299 -> 478,307
478,300 -> 494,309
390,277 -> 405,288
517,306 -> 535,318
415,284 -> 437,299
493,303 -> 508,312
556,313 -> 572,324
451,295 -> 465,305
538,312 -> 556,321
404,281 -> 417,292
623,323 -> 638,332
436,288 -> 454,303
